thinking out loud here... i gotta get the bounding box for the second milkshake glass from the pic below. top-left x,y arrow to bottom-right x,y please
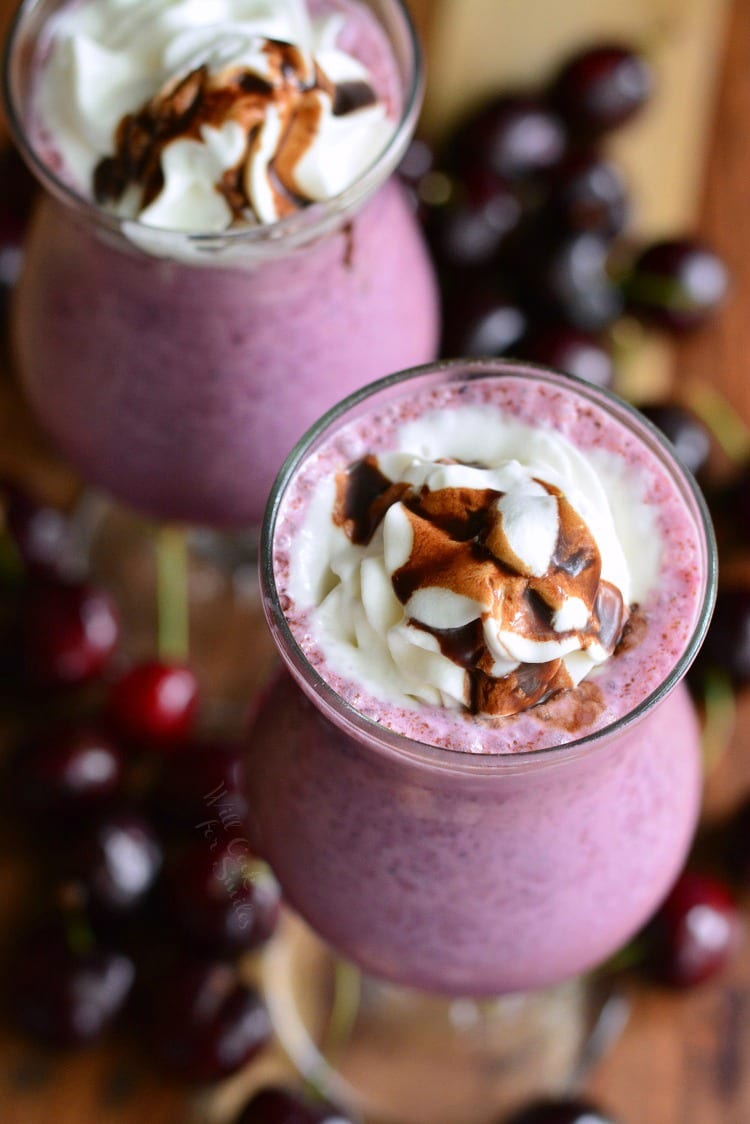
4,0 -> 438,528
248,359 -> 717,1121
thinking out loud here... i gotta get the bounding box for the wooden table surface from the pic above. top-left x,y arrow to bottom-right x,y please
4,1 -> 750,1122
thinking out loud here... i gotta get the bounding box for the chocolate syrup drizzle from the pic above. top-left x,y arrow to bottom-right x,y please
334,456 -> 629,718
94,41 -> 378,222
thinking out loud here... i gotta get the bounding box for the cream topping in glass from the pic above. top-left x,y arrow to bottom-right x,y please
34,0 -> 395,231
287,408 -> 661,718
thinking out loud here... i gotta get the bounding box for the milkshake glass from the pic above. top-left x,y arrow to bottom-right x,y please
3,0 -> 438,528
246,357 -> 715,1115
247,359 -> 715,1116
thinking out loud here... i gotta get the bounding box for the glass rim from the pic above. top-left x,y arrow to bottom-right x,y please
2,0 -> 423,245
260,358 -> 718,776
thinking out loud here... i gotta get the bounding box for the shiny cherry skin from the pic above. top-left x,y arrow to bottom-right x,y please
166,839 -> 280,954
2,483 -> 72,579
63,809 -> 163,917
625,239 -> 728,332
237,1086 -> 351,1124
523,230 -> 624,332
12,724 -> 124,818
23,579 -> 120,689
517,325 -> 614,387
545,149 -> 628,237
427,166 -> 522,271
641,404 -> 711,478
455,95 -> 567,182
152,739 -> 247,829
0,146 -> 38,325
0,210 -> 24,298
397,136 -> 436,215
109,661 -> 199,748
697,588 -> 750,685
442,286 -> 527,358
398,137 -> 435,188
506,1100 -> 619,1124
551,44 -> 653,135
0,147 -> 37,294
647,871 -> 741,988
148,959 -> 271,1081
8,923 -> 135,1046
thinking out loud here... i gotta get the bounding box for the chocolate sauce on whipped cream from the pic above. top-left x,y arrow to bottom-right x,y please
334,456 -> 629,718
94,39 -> 378,222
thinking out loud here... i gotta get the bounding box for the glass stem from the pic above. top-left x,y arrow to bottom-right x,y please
156,524 -> 190,662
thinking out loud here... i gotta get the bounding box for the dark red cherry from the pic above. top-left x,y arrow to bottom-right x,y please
0,146 -> 37,283
0,210 -> 24,294
641,404 -> 711,477
148,959 -> 271,1081
697,587 -> 750,685
545,150 -> 628,237
8,923 -> 135,1047
23,579 -> 120,689
152,739 -> 247,829
0,146 -> 37,324
427,165 -> 521,271
517,325 -> 614,387
455,96 -> 567,182
397,137 -> 435,192
2,483 -> 72,579
109,661 -> 199,748
551,44 -> 653,135
395,137 -> 436,211
506,1099 -> 619,1124
166,839 -> 280,954
523,230 -> 624,331
625,239 -> 728,332
442,286 -> 527,358
237,1085 -> 352,1124
11,724 -> 124,818
62,810 -> 163,917
707,465 -> 750,547
647,871 -> 741,988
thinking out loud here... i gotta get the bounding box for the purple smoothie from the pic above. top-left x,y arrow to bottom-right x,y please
6,0 -> 438,527
246,360 -> 716,995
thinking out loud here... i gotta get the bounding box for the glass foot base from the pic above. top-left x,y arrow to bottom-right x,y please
262,913 -> 630,1124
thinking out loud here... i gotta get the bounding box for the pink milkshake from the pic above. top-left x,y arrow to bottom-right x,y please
4,0 -> 438,526
248,359 -> 716,995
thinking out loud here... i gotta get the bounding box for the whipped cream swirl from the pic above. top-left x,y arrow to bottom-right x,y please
34,0 -> 395,231
289,414 -> 644,719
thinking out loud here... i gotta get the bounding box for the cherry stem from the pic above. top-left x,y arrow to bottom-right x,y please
684,381 -> 750,466
598,934 -> 650,977
622,271 -> 695,312
700,670 -> 736,776
156,524 -> 190,662
58,882 -> 96,956
322,959 -> 361,1058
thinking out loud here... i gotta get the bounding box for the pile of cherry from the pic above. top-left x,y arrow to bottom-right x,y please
399,44 -> 728,380
0,484 -> 284,1081
0,40 -> 750,1124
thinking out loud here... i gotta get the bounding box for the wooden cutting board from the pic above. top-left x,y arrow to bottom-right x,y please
409,0 -> 728,235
